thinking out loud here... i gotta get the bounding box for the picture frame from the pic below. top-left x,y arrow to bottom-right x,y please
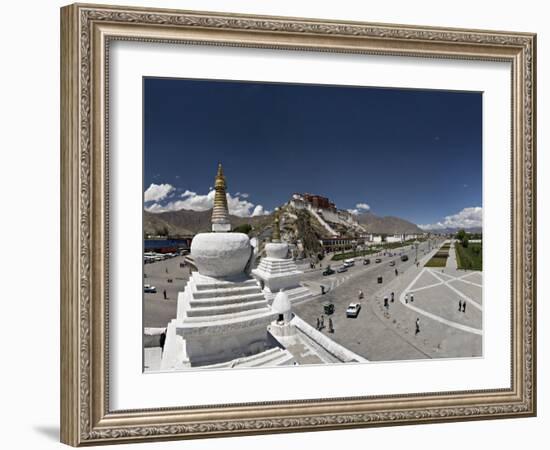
60,2 -> 536,446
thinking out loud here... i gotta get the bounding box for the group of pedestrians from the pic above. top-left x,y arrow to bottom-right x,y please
316,315 -> 334,333
404,292 -> 414,304
383,291 -> 396,310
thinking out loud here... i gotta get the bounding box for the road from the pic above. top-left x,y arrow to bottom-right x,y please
143,255 -> 189,328
293,240 -> 442,360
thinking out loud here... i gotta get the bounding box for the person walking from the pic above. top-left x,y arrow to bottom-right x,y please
328,318 -> 334,334
405,293 -> 409,304
384,296 -> 389,309
458,300 -> 463,311
316,317 -> 320,330
415,318 -> 420,335
391,292 -> 394,303
463,301 -> 467,313
320,315 -> 324,330
163,289 -> 167,300
395,268 -> 398,276
410,293 -> 414,303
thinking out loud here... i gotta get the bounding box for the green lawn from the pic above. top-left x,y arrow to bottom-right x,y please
425,255 -> 448,267
425,242 -> 450,267
455,242 -> 482,271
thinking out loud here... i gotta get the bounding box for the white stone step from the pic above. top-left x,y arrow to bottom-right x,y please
193,278 -> 258,291
189,292 -> 266,307
186,299 -> 269,317
287,288 -> 312,303
201,347 -> 291,369
182,306 -> 275,325
193,285 -> 261,299
247,349 -> 294,367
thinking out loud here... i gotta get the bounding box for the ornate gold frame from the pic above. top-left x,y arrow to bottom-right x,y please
60,3 -> 536,446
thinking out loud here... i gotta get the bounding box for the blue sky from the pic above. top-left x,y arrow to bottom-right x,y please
144,77 -> 482,229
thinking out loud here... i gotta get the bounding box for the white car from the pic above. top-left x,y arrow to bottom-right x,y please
346,302 -> 361,318
144,284 -> 157,293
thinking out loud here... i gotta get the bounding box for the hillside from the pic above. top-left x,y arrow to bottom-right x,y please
356,212 -> 424,234
144,209 -> 272,236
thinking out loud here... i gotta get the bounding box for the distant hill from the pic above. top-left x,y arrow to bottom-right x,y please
356,212 -> 424,235
144,209 -> 272,236
423,226 -> 482,235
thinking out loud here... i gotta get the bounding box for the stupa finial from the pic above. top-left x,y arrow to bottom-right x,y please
272,208 -> 281,243
211,163 -> 231,232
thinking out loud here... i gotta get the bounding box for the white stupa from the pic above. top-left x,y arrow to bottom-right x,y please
252,209 -> 312,304
161,164 -> 282,369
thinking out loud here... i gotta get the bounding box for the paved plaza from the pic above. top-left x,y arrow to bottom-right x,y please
144,240 -> 482,364
293,241 -> 482,361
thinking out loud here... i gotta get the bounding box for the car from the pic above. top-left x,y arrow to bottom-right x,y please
346,302 -> 361,318
375,258 -> 382,263
323,302 -> 334,315
389,260 -> 396,266
337,266 -> 348,273
363,258 -> 370,265
144,284 -> 157,293
400,254 -> 409,262
343,258 -> 355,267
322,267 -> 335,276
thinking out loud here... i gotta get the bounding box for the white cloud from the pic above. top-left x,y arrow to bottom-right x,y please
144,183 -> 175,202
419,206 -> 482,230
251,205 -> 269,216
347,202 -> 370,215
146,189 -> 269,218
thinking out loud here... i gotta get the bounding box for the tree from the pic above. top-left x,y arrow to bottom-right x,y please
456,229 -> 466,242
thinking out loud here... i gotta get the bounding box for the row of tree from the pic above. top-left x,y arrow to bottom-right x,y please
455,229 -> 471,247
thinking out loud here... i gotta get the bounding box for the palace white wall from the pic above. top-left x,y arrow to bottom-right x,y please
0,1 -> 547,449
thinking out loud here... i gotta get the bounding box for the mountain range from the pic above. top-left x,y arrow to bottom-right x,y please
144,207 -> 423,237
355,212 -> 424,235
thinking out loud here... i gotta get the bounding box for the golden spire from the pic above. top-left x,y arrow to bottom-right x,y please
272,208 -> 281,243
211,163 -> 231,232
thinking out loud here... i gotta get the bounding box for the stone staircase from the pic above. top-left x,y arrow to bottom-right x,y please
264,285 -> 312,304
176,272 -> 276,337
201,347 -> 295,368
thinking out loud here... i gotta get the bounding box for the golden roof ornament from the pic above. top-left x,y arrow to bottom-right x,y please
272,208 -> 281,243
211,163 -> 231,232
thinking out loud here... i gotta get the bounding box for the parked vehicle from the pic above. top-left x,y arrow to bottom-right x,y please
322,266 -> 335,276
337,266 -> 348,273
144,284 -> 157,293
346,303 -> 362,318
400,254 -> 409,262
323,302 -> 335,315
363,259 -> 370,265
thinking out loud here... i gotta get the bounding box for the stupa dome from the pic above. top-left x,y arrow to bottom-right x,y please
265,242 -> 289,259
191,232 -> 251,278
272,290 -> 291,315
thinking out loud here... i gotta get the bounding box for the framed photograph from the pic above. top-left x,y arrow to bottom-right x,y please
60,3 -> 536,446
